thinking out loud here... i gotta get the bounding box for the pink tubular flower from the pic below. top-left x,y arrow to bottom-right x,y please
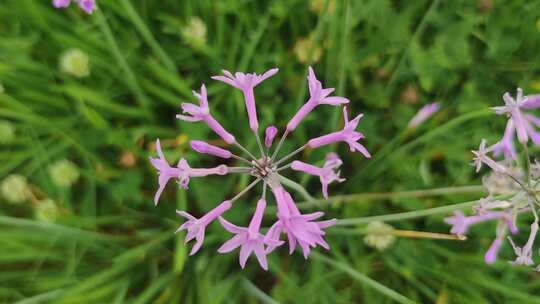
265,187 -> 336,258
522,94 -> 540,109
177,84 -> 236,144
212,68 -> 279,131
492,119 -> 518,160
265,126 -> 278,148
508,221 -> 538,266
444,210 -> 510,236
471,139 -> 507,173
407,102 -> 440,129
176,200 -> 232,255
190,140 -> 232,159
485,237 -> 504,264
492,88 -> 540,144
52,0 -> 96,14
287,67 -> 349,132
291,153 -> 345,199
149,139 -> 228,205
307,107 -> 371,158
218,199 -> 283,270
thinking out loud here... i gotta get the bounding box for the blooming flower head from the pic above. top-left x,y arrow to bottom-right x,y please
447,87 -> 540,268
53,0 -> 96,14
407,102 -> 440,129
149,67 -> 369,269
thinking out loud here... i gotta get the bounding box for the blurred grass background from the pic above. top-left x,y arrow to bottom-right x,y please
1,0 -> 540,303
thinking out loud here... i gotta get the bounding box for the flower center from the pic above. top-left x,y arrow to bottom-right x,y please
251,157 -> 276,179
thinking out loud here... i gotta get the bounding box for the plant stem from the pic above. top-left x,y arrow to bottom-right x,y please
277,173 -> 315,202
230,178 -> 261,203
334,195 -> 512,226
254,130 -> 266,158
294,185 -> 484,209
233,142 -> 259,164
270,130 -> 289,162
274,144 -> 307,167
311,252 -> 416,304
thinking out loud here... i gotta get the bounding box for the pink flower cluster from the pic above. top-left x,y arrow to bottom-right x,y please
446,88 -> 540,269
149,67 -> 370,270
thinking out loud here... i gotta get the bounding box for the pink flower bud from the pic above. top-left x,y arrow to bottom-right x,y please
190,140 -> 232,159
265,126 -> 278,148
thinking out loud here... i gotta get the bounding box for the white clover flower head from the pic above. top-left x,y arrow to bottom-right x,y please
181,17 -> 207,47
0,120 -> 15,144
363,221 -> 395,251
1,174 -> 30,204
48,159 -> 80,188
294,35 -> 323,64
34,199 -> 60,223
59,48 -> 90,78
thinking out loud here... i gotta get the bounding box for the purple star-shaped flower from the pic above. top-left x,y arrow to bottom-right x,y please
308,107 -> 370,158
287,67 -> 349,132
291,153 -> 345,199
176,201 -> 232,255
218,199 -> 283,270
212,68 -> 278,131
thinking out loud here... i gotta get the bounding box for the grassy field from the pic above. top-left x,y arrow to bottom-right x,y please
1,0 -> 540,303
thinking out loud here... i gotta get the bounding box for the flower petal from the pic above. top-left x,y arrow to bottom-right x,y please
218,234 -> 246,253
253,244 -> 269,270
218,217 -> 246,234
